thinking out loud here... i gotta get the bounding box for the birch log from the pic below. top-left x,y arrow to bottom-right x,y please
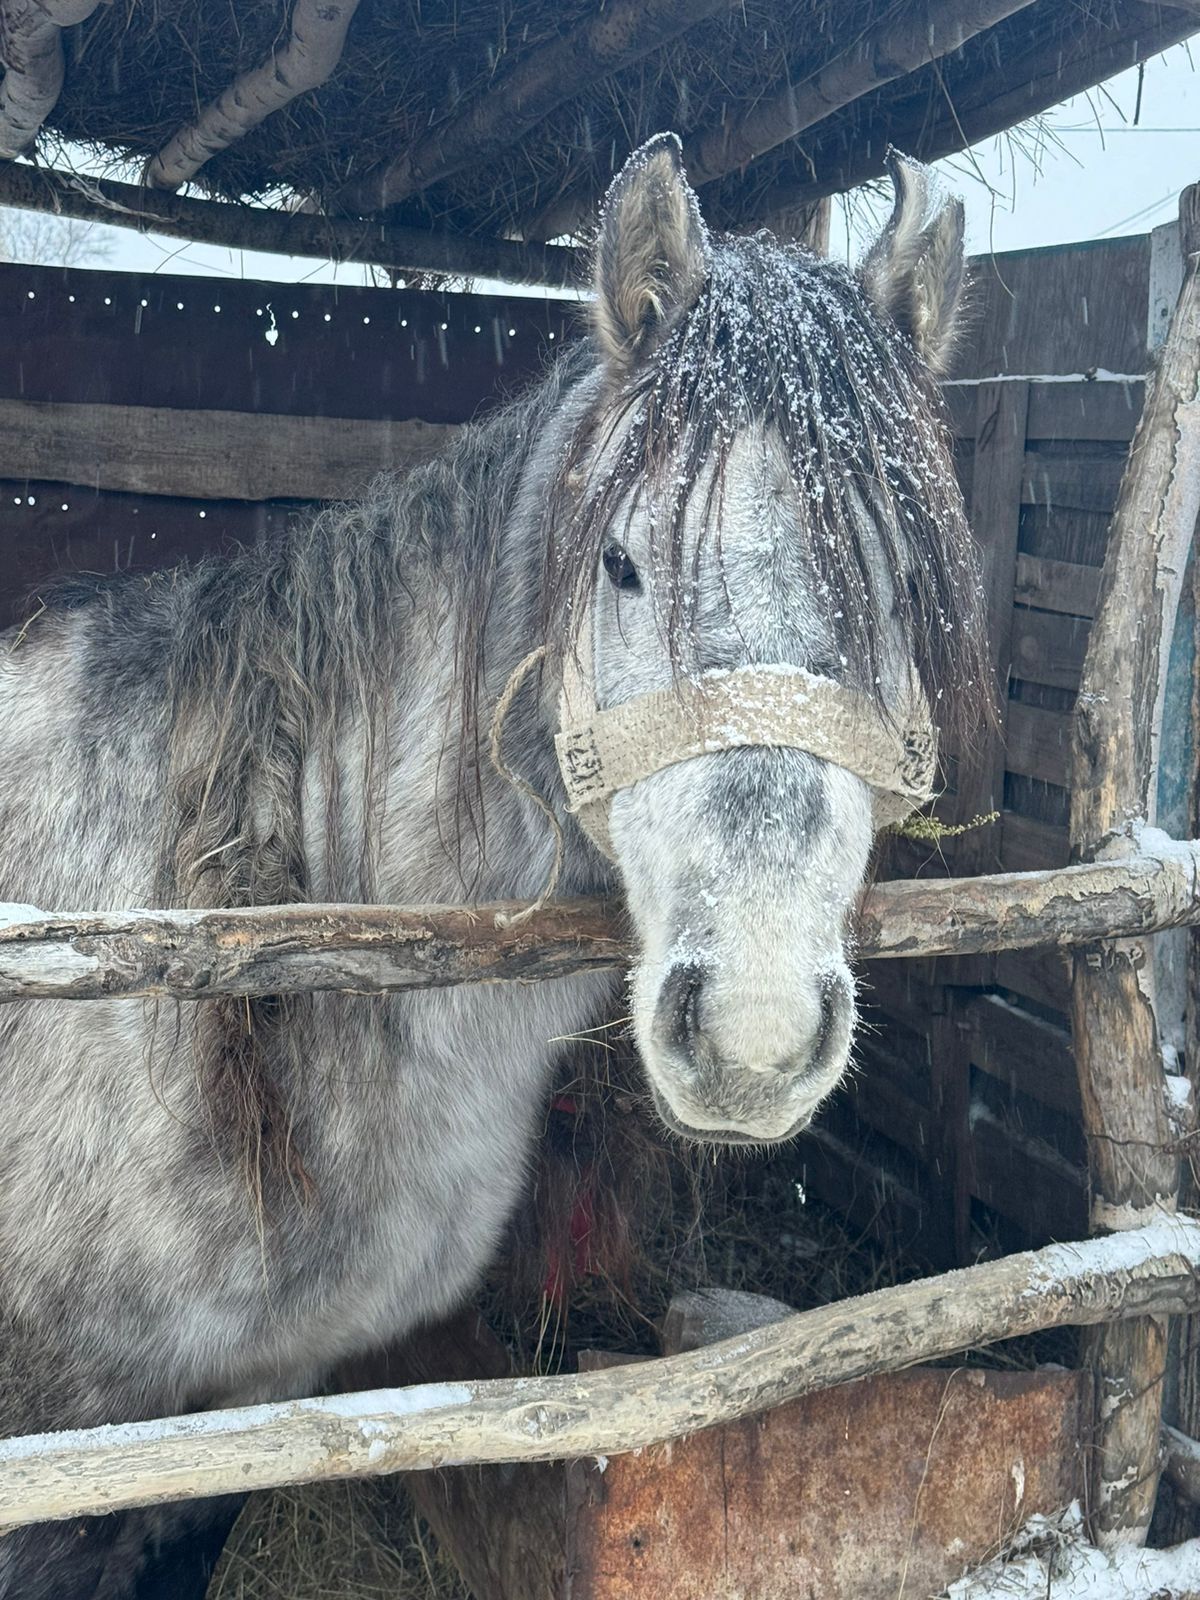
1,843 -> 1200,1000
0,162 -> 580,289
0,0 -> 100,158
146,0 -> 361,191
2,1218 -> 1199,1532
1069,180 -> 1200,1545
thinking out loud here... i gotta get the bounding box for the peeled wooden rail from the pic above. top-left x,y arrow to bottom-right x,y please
2,1217 -> 1199,1532
0,836 -> 1196,1001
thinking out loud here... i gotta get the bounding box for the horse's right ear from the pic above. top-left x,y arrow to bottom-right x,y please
593,132 -> 709,377
860,150 -> 966,374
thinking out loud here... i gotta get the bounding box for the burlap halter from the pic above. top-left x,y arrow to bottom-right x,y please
554,613 -> 937,860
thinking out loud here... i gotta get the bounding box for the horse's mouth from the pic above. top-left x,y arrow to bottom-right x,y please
648,1084 -> 812,1148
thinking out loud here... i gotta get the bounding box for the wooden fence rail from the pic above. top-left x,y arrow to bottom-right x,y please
0,836 -> 1196,1000
2,1216 -> 1198,1532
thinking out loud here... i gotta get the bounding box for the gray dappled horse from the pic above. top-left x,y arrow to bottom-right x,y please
0,136 -> 987,1596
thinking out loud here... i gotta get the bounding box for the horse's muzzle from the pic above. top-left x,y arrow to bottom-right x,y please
647,961 -> 855,1143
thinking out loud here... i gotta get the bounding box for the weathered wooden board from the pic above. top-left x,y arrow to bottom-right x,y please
1013,553 -> 1101,617
1020,454 -> 1126,515
0,399 -> 455,501
947,234 -> 1150,382
0,479 -> 301,626
563,1367 -> 1091,1600
999,810 -> 1069,872
1011,606 -> 1090,689
0,262 -> 577,422
795,1118 -> 943,1261
954,380 -> 1029,871
967,1110 -> 1088,1244
961,991 -> 1078,1117
1006,701 -> 1073,786
949,380 -> 1143,444
1025,380 -> 1144,442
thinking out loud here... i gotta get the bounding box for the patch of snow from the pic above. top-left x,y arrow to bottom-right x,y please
1026,1213 -> 1200,1299
943,1503 -> 1200,1599
942,370 -> 1146,387
318,1383 -> 474,1420
0,903 -> 45,927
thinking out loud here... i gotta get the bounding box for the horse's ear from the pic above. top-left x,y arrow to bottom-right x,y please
860,150 -> 965,375
593,132 -> 709,377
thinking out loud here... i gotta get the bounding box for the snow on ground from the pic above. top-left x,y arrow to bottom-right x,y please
944,1503 -> 1200,1598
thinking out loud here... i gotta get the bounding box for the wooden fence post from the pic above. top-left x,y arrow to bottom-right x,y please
1069,179 -> 1200,1545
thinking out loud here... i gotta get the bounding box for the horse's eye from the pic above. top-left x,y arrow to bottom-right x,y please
602,543 -> 640,592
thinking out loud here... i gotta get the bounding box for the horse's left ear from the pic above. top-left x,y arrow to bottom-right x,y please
860,150 -> 965,374
593,132 -> 710,377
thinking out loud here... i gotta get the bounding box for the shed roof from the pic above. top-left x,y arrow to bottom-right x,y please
0,0 -> 1196,285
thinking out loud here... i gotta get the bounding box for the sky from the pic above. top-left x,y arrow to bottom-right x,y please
4,36 -> 1198,289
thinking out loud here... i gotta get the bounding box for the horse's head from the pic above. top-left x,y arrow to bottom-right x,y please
546,135 -> 986,1145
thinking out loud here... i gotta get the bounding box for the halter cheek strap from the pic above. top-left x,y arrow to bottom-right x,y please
553,615 -> 937,861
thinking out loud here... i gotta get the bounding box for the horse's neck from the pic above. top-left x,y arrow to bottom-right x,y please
314,409 -> 605,909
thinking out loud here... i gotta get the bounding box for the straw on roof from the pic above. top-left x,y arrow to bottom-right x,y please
0,0 -> 1193,283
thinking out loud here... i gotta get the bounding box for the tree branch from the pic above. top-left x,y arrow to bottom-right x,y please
1,841 -> 1199,1001
146,0 -> 361,192
0,161 -> 581,288
3,1217 -> 1199,1531
339,0 -> 741,214
0,0 -> 100,158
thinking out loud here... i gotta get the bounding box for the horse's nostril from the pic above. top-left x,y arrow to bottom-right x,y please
656,962 -> 708,1060
811,968 -> 855,1071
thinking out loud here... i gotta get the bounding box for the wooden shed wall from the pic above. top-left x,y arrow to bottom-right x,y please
0,263 -> 576,625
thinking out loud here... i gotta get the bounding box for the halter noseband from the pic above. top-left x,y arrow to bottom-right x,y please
554,615 -> 937,860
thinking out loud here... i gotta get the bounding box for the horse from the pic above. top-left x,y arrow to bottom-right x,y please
0,134 -> 987,1596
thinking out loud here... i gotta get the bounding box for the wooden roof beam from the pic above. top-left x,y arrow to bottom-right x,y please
337,0 -> 741,215
0,0 -> 101,159
711,0 -> 1200,229
529,0 -> 1040,241
146,0 -> 361,192
0,162 -> 582,288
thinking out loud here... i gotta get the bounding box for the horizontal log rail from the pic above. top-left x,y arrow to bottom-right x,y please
0,835 -> 1196,1001
2,1216 -> 1198,1530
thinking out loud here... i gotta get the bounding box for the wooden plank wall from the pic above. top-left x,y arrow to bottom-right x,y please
798,234 -> 1154,1267
0,262 -> 576,625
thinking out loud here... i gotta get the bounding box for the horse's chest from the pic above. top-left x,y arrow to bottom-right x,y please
249,976 -> 613,1370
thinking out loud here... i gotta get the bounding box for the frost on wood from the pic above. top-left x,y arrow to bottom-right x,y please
146,0 -> 361,191
2,1218 -> 1200,1531
943,1503 -> 1200,1598
0,0 -> 101,158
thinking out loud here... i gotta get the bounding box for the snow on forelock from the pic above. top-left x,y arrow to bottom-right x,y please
944,1504 -> 1200,1598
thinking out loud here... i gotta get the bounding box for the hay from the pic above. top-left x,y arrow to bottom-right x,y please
206,1478 -> 470,1600
34,0 -> 1108,241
